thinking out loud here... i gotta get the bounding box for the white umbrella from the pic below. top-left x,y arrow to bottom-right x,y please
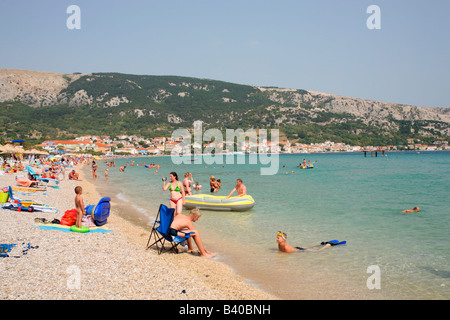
3,144 -> 17,153
15,146 -> 25,153
28,148 -> 49,155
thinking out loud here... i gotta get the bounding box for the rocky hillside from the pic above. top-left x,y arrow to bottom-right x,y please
1,69 -> 449,144
0,69 -> 85,107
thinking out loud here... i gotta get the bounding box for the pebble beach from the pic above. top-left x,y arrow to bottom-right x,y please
0,165 -> 277,300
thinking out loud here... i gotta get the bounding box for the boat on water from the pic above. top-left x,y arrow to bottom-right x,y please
184,194 -> 255,211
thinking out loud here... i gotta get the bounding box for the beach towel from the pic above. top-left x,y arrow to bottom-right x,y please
0,243 -> 39,258
82,215 -> 96,227
33,223 -> 112,234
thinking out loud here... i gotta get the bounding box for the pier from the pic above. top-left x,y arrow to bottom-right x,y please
362,149 -> 386,157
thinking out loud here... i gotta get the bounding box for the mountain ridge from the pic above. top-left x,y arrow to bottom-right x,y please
1,69 -> 449,145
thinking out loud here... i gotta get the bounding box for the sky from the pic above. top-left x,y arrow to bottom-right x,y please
1,0 -> 449,108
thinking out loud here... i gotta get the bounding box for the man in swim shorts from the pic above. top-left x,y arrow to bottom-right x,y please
226,178 -> 247,198
276,232 -> 331,253
68,170 -> 82,181
170,208 -> 216,258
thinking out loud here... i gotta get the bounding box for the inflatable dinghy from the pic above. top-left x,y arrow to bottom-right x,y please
184,194 -> 255,211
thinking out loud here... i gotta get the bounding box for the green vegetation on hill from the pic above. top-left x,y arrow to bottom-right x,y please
1,72 -> 449,146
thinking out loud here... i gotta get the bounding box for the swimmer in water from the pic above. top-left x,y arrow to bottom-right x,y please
276,232 -> 332,253
402,206 -> 421,213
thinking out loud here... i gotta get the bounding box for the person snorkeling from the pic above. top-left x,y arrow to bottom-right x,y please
276,231 -> 345,253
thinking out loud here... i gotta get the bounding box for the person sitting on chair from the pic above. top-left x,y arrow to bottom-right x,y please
170,208 -> 216,258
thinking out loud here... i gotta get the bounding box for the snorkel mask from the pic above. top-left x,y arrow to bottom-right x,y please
277,231 -> 287,240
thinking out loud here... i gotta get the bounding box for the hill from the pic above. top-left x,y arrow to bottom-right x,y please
1,69 -> 449,146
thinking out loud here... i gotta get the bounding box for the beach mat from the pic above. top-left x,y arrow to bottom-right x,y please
1,243 -> 39,258
12,187 -> 46,192
34,224 -> 112,234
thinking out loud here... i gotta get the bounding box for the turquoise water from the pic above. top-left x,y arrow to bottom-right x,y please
90,151 -> 450,299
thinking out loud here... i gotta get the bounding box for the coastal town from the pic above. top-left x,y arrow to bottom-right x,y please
32,135 -> 450,156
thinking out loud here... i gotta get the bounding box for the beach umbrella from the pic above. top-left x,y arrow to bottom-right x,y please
15,146 -> 25,153
48,154 -> 62,161
3,144 -> 18,153
25,148 -> 47,155
23,148 -> 42,154
34,149 -> 49,155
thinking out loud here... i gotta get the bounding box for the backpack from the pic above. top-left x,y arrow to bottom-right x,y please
60,209 -> 78,226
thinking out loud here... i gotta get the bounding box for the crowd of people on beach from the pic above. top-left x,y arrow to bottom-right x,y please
0,153 -> 92,182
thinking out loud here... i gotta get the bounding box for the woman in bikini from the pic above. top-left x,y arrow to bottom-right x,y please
162,171 -> 185,216
183,172 -> 194,196
92,161 -> 97,180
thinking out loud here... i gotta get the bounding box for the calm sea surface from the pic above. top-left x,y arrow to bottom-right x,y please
88,151 -> 450,299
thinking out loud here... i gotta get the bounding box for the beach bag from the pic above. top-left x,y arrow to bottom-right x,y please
81,215 -> 96,227
60,209 -> 78,226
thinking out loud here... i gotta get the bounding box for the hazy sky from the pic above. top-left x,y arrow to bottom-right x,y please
1,0 -> 449,108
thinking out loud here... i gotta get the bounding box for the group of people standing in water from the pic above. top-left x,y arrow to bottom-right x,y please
162,171 -> 247,216
161,171 -> 246,258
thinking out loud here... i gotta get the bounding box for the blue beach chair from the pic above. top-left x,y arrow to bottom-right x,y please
8,186 -> 31,204
85,197 -> 111,226
26,166 -> 59,185
6,186 -> 35,211
146,204 -> 193,255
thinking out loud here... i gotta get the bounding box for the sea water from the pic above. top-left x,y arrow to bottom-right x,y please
88,151 -> 450,299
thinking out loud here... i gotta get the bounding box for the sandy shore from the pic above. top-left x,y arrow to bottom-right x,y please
0,165 -> 277,300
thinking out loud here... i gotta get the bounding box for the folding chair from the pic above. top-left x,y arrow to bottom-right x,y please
146,204 -> 193,254
7,186 -> 36,208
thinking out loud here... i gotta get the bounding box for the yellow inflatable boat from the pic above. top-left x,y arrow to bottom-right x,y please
184,194 -> 255,211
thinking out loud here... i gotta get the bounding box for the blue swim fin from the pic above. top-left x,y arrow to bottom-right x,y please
321,240 -> 338,245
321,240 -> 346,246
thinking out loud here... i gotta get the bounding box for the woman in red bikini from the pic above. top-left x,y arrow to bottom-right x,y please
162,171 -> 185,216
